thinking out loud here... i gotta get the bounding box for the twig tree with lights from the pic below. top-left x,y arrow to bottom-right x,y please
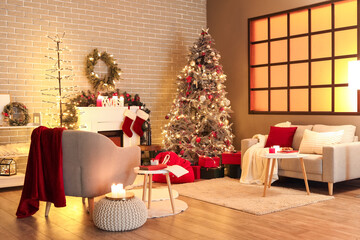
42,32 -> 76,128
162,28 -> 235,162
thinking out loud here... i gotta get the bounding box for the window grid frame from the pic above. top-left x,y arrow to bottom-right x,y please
248,0 -> 360,115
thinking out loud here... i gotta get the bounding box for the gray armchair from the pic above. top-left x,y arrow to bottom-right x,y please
45,130 -> 141,217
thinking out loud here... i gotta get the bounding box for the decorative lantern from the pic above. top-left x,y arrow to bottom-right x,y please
0,158 -> 17,176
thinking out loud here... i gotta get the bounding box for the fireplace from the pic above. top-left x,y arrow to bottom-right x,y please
77,107 -> 140,147
98,130 -> 124,147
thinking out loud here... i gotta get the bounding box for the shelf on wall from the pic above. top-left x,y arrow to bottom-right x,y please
0,173 -> 24,188
0,125 -> 38,129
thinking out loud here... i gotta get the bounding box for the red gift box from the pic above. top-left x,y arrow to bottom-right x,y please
198,156 -> 220,168
222,152 -> 241,165
191,166 -> 201,179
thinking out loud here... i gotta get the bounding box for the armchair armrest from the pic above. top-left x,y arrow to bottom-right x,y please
241,138 -> 259,156
322,142 -> 360,183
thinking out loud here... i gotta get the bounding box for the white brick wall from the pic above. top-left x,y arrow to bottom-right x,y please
0,0 -> 207,147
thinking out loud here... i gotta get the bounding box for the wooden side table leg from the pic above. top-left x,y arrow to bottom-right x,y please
142,174 -> 148,202
165,173 -> 175,213
148,174 -> 152,209
268,158 -> 276,188
300,158 -> 310,195
45,202 -> 51,217
263,158 -> 271,197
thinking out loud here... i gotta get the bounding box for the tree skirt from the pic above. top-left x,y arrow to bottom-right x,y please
172,177 -> 334,215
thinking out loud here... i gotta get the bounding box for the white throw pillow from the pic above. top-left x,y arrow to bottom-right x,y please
275,121 -> 291,127
299,129 -> 344,154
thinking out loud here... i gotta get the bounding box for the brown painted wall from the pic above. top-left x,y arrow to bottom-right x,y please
207,0 -> 360,149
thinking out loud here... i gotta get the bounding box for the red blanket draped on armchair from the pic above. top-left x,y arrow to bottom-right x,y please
16,126 -> 66,218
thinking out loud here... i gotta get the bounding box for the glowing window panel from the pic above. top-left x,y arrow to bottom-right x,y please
335,58 -> 357,84
290,37 -> 308,61
335,29 -> 357,56
250,43 -> 268,65
311,61 -> 331,85
270,65 -> 287,87
311,88 -> 332,112
270,90 -> 287,111
290,89 -> 308,111
270,40 -> 287,63
290,10 -> 308,36
311,4 -> 331,32
250,67 -> 268,88
250,90 -> 268,111
250,18 -> 268,42
335,87 -> 357,112
311,33 -> 332,59
334,0 -> 357,28
270,14 -> 287,39
290,63 -> 308,87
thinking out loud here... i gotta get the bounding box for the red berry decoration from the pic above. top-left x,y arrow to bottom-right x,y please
212,131 -> 217,138
186,76 -> 192,83
165,115 -> 169,119
208,94 -> 213,100
196,137 -> 201,143
176,116 -> 179,120
180,150 -> 184,155
220,107 -> 224,112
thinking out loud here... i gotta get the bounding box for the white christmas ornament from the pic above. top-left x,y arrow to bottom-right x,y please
199,95 -> 206,102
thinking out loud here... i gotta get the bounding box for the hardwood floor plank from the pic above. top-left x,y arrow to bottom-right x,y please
1,180 -> 360,239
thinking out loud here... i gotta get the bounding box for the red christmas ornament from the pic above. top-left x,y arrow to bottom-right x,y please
176,116 -> 180,120
202,52 -> 206,56
113,92 -> 118,96
220,107 -> 224,112
180,150 -> 184,155
179,141 -> 182,144
209,41 -> 212,44
212,131 -> 217,138
186,76 -> 192,83
208,94 -> 213,100
198,64 -> 202,68
165,115 -> 169,119
126,94 -> 130,97
196,137 -> 201,143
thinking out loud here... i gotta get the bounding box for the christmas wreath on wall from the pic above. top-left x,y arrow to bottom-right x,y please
2,102 -> 30,126
85,48 -> 122,91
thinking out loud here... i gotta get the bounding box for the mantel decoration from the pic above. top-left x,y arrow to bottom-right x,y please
85,48 -> 122,91
2,102 -> 30,126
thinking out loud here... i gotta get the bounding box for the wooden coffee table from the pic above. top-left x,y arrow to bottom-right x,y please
134,167 -> 175,213
262,153 -> 310,197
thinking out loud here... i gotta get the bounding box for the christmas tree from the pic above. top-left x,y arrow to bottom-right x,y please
162,28 -> 235,162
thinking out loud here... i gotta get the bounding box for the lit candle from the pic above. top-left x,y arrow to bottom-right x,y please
96,95 -> 103,107
111,183 -> 126,198
119,95 -> 124,107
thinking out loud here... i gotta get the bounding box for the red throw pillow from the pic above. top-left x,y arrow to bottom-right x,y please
264,126 -> 298,148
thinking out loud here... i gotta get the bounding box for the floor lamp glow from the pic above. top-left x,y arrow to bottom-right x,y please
348,60 -> 360,113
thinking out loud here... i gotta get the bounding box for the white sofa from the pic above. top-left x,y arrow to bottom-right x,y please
241,124 -> 360,195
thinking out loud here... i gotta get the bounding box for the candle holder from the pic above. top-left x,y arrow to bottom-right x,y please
105,191 -> 134,201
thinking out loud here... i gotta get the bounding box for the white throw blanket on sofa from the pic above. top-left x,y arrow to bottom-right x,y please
240,134 -> 279,185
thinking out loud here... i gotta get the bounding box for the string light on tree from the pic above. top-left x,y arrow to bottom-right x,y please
162,28 -> 235,163
42,32 -> 77,128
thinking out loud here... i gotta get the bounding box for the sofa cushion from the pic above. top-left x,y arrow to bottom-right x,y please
278,154 -> 323,175
265,126 -> 298,148
312,124 -> 356,143
290,125 -> 313,150
299,129 -> 344,154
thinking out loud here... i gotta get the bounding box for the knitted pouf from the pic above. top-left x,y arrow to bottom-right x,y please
93,197 -> 147,231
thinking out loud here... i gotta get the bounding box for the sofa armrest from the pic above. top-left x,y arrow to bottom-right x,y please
241,138 -> 259,156
322,142 -> 360,183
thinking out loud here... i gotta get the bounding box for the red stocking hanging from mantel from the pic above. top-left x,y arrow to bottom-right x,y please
132,109 -> 149,137
122,109 -> 136,137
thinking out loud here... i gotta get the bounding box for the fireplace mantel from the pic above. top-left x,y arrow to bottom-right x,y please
77,106 -> 140,147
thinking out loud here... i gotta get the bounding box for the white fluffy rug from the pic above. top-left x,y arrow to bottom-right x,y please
172,177 -> 334,215
129,188 -> 179,202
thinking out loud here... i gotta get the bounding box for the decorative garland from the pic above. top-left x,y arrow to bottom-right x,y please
62,89 -> 149,130
2,102 -> 30,126
85,48 -> 122,91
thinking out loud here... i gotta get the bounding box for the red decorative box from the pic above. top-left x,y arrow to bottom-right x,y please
198,156 -> 220,168
222,152 -> 241,165
191,166 -> 201,179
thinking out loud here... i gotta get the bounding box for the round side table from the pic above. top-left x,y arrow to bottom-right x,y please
93,192 -> 147,231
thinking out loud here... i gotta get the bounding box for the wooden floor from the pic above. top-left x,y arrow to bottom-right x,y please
1,178 -> 360,240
